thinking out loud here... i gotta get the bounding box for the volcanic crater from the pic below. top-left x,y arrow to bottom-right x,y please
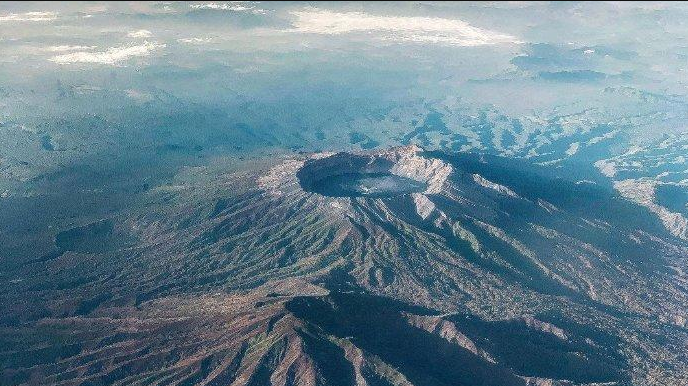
295,145 -> 453,197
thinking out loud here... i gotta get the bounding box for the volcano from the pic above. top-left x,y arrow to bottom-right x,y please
2,146 -> 687,386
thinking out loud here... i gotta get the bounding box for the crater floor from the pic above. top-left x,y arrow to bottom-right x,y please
307,172 -> 427,197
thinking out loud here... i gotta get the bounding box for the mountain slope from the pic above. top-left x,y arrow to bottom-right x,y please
2,146 -> 687,385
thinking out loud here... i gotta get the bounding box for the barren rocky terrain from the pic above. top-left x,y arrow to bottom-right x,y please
3,146 -> 687,386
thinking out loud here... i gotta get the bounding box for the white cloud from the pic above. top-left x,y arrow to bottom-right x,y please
177,37 -> 213,44
49,41 -> 165,65
0,11 -> 57,22
190,2 -> 266,14
44,45 -> 97,52
289,8 -> 520,46
128,29 -> 153,38
83,4 -> 108,14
